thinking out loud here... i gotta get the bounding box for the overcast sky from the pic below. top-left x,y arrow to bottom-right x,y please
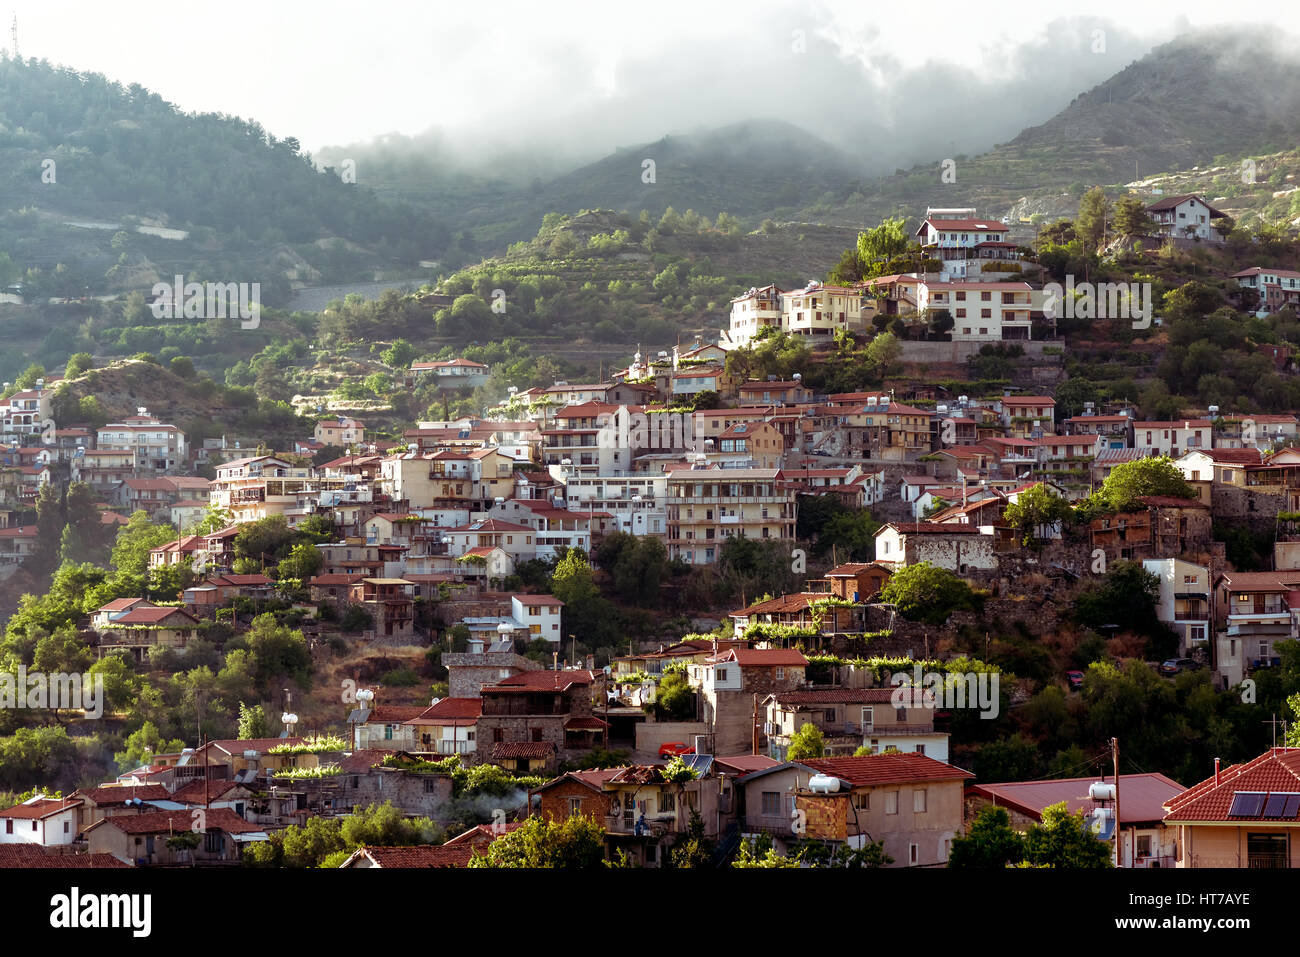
6,1 -> 1296,167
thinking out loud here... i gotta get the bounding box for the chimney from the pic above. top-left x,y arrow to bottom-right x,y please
1214,757 -> 1220,785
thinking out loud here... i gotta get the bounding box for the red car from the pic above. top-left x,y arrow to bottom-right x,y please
658,742 -> 695,758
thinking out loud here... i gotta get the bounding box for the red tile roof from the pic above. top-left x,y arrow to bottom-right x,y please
345,844 -> 475,868
408,698 -> 482,725
708,648 -> 808,667
0,797 -> 82,820
1165,749 -> 1300,823
487,670 -> 595,693
91,808 -> 263,835
490,742 -> 556,759
798,754 -> 974,787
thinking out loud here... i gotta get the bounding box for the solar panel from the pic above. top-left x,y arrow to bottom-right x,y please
1262,792 -> 1300,819
1228,792 -> 1267,817
1263,793 -> 1289,818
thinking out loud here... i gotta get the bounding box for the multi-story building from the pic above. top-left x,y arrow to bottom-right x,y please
1142,558 -> 1212,659
1213,571 -> 1300,688
688,648 -> 807,755
314,416 -> 365,447
208,455 -> 314,525
1232,267 -> 1300,315
1133,420 -> 1211,458
763,688 -> 948,762
781,280 -> 875,341
665,468 -> 796,565
724,284 -> 785,348
97,410 -> 188,472
916,281 -> 1034,342
1145,194 -> 1227,242
553,470 -> 668,538
541,402 -> 642,476
475,670 -> 604,772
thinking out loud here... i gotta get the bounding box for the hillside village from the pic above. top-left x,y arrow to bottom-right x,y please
3,185 -> 1300,871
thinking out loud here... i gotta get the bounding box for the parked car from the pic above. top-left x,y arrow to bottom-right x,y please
1065,670 -> 1084,691
1160,658 -> 1204,677
658,742 -> 695,758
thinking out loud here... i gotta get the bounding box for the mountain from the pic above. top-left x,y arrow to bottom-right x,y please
0,56 -> 449,300
791,26 -> 1300,227
318,119 -> 864,249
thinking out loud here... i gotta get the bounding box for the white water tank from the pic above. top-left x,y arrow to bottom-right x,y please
1089,782 -> 1116,802
808,774 -> 841,794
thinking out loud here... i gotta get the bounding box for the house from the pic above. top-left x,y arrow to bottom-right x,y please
1231,266 -> 1300,315
0,796 -> 83,846
1000,395 -> 1056,435
709,420 -> 784,469
1163,748 -> 1300,868
1145,194 -> 1228,242
686,648 -> 807,755
1142,558 -> 1212,658
914,213 -> 1018,279
407,358 -> 491,390
68,784 -> 173,832
823,562 -> 893,602
0,525 -> 39,566
967,773 -> 1185,868
532,768 -> 620,825
314,416 -> 365,446
736,753 -> 973,866
405,697 -> 481,755
1065,413 -> 1133,448
84,808 -> 267,865
724,285 -> 785,348
1133,420 -> 1211,458
874,522 -> 995,573
780,280 -> 873,342
737,380 -> 812,407
93,603 -> 203,661
348,578 -> 416,640
1213,571 -> 1300,688
915,280 -> 1034,342
475,670 -> 605,771
348,702 -> 428,750
763,688 -> 947,761
1088,496 -> 1212,565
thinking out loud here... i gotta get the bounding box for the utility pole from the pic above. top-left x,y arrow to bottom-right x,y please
1112,737 -> 1121,868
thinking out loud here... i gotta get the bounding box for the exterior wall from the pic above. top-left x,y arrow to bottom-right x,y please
634,721 -> 711,754
536,780 -> 615,824
444,652 -> 537,698
0,808 -> 79,845
1176,824 -> 1300,868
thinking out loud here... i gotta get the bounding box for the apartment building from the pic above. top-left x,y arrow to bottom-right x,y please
97,411 -> 188,472
665,468 -> 796,564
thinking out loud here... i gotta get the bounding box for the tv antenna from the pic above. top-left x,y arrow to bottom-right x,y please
10,15 -> 17,59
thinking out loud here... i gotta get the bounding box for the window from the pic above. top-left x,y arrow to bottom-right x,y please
493,728 -> 504,743
885,790 -> 899,814
914,788 -> 927,813
423,778 -> 440,794
909,843 -> 919,865
896,707 -> 907,721
854,792 -> 870,810
715,668 -> 728,682
761,791 -> 781,815
1137,835 -> 1152,857
915,743 -> 926,756
981,291 -> 991,301
567,797 -> 583,817
4,820 -> 10,834
775,667 -> 785,680
64,820 -> 70,833
659,790 -> 676,813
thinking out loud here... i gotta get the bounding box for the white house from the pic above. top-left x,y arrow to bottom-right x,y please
1232,267 -> 1300,315
1141,558 -> 1211,657
1133,420 -> 1211,458
914,281 -> 1034,342
0,796 -> 82,846
1145,194 -> 1227,242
